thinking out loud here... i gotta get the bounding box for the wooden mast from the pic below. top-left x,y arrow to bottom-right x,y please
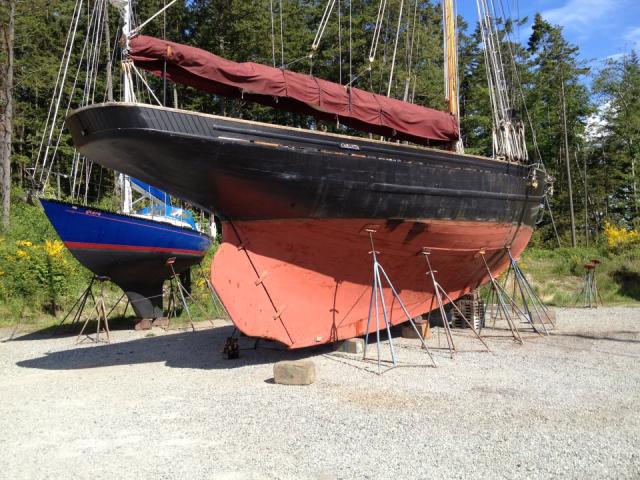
443,0 -> 462,152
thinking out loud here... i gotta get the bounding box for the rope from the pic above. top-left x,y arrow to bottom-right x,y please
269,0 -> 276,66
279,0 -> 285,67
311,0 -> 336,52
349,0 -> 352,85
337,0 -> 342,84
130,64 -> 163,106
496,0 -> 545,167
37,0 -> 84,187
32,0 -> 83,182
368,0 -> 387,63
386,0 -> 405,98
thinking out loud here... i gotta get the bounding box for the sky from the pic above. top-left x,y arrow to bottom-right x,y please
456,0 -> 640,66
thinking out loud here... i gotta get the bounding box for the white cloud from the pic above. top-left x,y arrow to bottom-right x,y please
625,26 -> 640,48
542,0 -> 617,32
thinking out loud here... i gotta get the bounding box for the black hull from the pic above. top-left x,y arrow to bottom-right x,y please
66,103 -> 545,231
70,248 -> 203,319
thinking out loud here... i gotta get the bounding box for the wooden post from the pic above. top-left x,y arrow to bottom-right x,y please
0,0 -> 15,231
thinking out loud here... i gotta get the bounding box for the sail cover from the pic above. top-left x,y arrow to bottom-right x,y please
129,35 -> 460,145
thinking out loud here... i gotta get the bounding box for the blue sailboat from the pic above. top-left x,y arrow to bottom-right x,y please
41,177 -> 212,319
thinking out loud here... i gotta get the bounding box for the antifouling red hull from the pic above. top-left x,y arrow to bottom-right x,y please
212,218 -> 532,348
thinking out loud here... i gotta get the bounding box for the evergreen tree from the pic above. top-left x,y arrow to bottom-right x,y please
593,51 -> 640,227
526,13 -> 591,246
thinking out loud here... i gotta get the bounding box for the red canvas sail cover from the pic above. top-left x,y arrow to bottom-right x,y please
129,35 -> 459,144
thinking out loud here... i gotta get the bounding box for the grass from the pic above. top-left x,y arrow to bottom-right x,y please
518,247 -> 640,306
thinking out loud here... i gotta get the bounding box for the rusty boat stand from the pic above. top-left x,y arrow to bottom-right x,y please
574,260 -> 603,308
363,229 -> 437,374
421,248 -> 490,356
503,247 -> 554,333
479,249 -> 524,344
74,276 -> 115,344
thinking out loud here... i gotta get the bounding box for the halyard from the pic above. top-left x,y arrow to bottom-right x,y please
1,308 -> 638,479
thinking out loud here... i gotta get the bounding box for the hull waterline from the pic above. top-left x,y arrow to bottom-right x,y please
66,102 -> 545,347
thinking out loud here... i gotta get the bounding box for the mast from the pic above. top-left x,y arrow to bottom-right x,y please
119,0 -> 133,213
442,0 -> 463,152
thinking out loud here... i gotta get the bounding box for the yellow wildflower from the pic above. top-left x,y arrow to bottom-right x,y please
16,240 -> 33,247
604,221 -> 639,250
44,239 -> 65,257
16,249 -> 29,258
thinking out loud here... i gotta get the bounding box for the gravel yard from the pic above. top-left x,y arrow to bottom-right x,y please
1,308 -> 639,479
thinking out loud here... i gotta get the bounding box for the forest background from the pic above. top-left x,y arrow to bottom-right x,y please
0,0 -> 639,325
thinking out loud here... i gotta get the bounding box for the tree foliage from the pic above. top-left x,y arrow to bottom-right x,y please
2,0 -> 639,248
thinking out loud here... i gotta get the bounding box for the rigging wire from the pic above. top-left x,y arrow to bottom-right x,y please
270,0 -> 276,67
36,0 -> 84,187
386,0 -> 405,97
44,0 -> 105,194
348,0 -> 352,85
403,0 -> 419,102
377,0 -> 391,94
369,0 -> 388,64
279,0 -> 285,67
337,0 -> 342,85
495,0 -> 545,168
311,0 -> 336,53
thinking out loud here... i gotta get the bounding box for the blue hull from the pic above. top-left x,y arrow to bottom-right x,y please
41,199 -> 212,318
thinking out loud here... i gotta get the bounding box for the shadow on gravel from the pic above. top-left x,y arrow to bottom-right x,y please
16,324 -> 335,371
6,316 -> 138,342
552,331 -> 640,344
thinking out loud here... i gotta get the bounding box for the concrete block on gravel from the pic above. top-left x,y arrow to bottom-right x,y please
134,319 -> 153,331
152,317 -> 169,328
273,360 -> 316,385
337,338 -> 364,354
401,320 -> 431,339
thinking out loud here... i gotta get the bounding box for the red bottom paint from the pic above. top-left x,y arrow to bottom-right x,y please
211,219 -> 532,348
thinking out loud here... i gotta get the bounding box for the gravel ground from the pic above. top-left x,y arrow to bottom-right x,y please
1,308 -> 639,479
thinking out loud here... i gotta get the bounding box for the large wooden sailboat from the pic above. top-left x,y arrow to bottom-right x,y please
65,0 -> 546,348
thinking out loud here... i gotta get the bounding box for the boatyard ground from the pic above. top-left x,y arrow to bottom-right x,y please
1,308 -> 639,479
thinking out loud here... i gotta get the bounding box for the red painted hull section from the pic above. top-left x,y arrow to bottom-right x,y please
211,219 -> 532,349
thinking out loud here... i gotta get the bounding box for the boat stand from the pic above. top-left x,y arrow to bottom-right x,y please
166,259 -> 218,331
74,276 -> 113,344
478,250 -> 524,344
502,248 -> 553,334
52,275 -> 127,343
363,230 -> 436,374
574,260 -> 603,308
420,249 -> 490,355
166,258 -> 196,332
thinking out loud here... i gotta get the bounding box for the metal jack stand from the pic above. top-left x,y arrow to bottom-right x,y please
75,276 -> 112,344
421,249 -> 490,355
502,248 -> 553,334
166,258 -> 195,332
575,260 -> 603,308
197,264 -> 230,321
52,275 -> 127,342
478,250 -> 523,344
363,230 -> 437,374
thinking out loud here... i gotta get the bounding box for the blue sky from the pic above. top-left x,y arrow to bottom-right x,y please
457,0 -> 640,65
